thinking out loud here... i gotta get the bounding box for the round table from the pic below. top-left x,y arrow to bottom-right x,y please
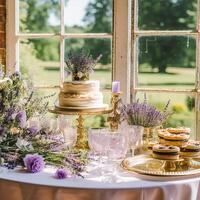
0,166 -> 200,200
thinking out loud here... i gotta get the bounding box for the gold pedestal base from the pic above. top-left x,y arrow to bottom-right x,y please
49,106 -> 112,151
74,115 -> 89,150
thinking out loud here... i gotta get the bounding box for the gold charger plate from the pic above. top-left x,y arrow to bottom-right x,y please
121,155 -> 200,176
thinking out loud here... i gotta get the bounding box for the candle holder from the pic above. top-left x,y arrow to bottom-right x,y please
107,92 -> 122,132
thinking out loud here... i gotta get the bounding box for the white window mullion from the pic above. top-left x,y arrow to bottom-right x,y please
6,0 -> 19,73
60,0 -> 65,86
113,0 -> 131,103
196,0 -> 200,140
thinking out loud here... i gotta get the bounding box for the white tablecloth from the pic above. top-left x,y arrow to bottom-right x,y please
0,166 -> 200,200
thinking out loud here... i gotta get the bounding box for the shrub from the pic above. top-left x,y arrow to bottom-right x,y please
186,96 -> 195,111
171,103 -> 187,113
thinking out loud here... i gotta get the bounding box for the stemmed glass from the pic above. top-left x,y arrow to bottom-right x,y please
104,131 -> 128,182
88,128 -> 128,182
128,125 -> 144,156
57,115 -> 76,147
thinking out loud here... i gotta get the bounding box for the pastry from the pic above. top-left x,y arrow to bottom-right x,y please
159,131 -> 190,147
152,144 -> 180,160
166,127 -> 191,135
180,141 -> 200,157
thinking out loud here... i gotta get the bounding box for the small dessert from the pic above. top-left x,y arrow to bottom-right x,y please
180,141 -> 200,157
152,144 -> 180,160
166,127 -> 191,135
157,129 -> 169,144
159,131 -> 190,147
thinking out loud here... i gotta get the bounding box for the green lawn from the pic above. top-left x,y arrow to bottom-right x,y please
23,61 -> 196,136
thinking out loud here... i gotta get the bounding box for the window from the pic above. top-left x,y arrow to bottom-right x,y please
6,0 -> 119,104
131,0 -> 199,138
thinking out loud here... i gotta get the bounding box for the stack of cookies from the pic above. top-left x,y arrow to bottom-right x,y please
158,127 -> 190,147
151,127 -> 200,160
180,141 -> 200,157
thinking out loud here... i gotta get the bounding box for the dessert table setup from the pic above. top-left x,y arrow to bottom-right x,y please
1,53 -> 200,200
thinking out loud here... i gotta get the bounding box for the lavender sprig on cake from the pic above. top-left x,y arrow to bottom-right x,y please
65,50 -> 102,81
121,97 -> 172,127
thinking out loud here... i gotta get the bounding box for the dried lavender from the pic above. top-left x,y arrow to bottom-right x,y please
121,98 -> 172,127
65,50 -> 102,75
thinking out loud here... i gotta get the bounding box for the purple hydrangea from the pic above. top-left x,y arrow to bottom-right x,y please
54,168 -> 69,179
15,111 -> 27,128
23,154 -> 45,173
27,126 -> 40,136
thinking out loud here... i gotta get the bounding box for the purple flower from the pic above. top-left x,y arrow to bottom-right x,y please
23,154 -> 45,173
16,111 -> 27,128
54,168 -> 69,179
27,126 -> 40,136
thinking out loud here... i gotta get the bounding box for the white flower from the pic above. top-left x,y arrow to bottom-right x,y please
16,138 -> 32,149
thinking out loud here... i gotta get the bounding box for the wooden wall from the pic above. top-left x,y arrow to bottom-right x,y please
0,0 -> 6,67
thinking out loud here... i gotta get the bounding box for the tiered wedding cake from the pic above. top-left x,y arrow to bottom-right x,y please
59,80 -> 104,108
58,51 -> 106,109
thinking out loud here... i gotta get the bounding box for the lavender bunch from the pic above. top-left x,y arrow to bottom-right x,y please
121,98 -> 172,127
65,50 -> 102,75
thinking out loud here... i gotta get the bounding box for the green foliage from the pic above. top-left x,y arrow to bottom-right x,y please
186,96 -> 195,111
20,0 -> 60,61
171,103 -> 187,113
83,0 -> 112,64
139,0 -> 197,73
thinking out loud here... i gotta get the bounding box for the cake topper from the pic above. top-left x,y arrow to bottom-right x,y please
65,50 -> 102,81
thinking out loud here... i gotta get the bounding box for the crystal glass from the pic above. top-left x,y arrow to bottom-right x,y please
62,127 -> 77,147
88,128 -> 128,182
128,125 -> 144,156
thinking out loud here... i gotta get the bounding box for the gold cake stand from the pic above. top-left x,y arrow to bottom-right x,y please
49,105 -> 112,150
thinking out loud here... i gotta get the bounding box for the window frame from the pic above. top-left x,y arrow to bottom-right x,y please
131,0 -> 200,139
6,0 -> 131,103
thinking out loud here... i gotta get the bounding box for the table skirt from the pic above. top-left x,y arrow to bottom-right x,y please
1,179 -> 200,200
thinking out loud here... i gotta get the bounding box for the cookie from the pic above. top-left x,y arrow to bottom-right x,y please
180,141 -> 200,157
152,144 -> 180,160
166,127 -> 191,135
162,132 -> 190,141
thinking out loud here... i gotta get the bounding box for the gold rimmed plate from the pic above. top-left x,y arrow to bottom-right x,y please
121,155 -> 200,177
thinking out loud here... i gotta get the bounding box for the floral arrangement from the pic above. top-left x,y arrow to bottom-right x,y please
121,96 -> 172,127
65,50 -> 102,81
0,71 -> 88,177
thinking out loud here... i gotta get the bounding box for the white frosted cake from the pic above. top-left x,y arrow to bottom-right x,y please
59,80 -> 105,108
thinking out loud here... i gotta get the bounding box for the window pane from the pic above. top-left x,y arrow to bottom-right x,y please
19,38 -> 60,86
138,0 -> 197,30
135,92 -> 195,138
37,88 -> 59,104
64,38 -> 112,89
137,36 -> 196,89
19,0 -> 60,33
64,0 -> 112,33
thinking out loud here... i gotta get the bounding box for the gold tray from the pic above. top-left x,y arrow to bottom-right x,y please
121,155 -> 200,176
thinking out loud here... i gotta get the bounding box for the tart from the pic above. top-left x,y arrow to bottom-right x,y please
180,141 -> 200,157
152,144 -> 180,160
166,127 -> 191,135
160,132 -> 190,147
